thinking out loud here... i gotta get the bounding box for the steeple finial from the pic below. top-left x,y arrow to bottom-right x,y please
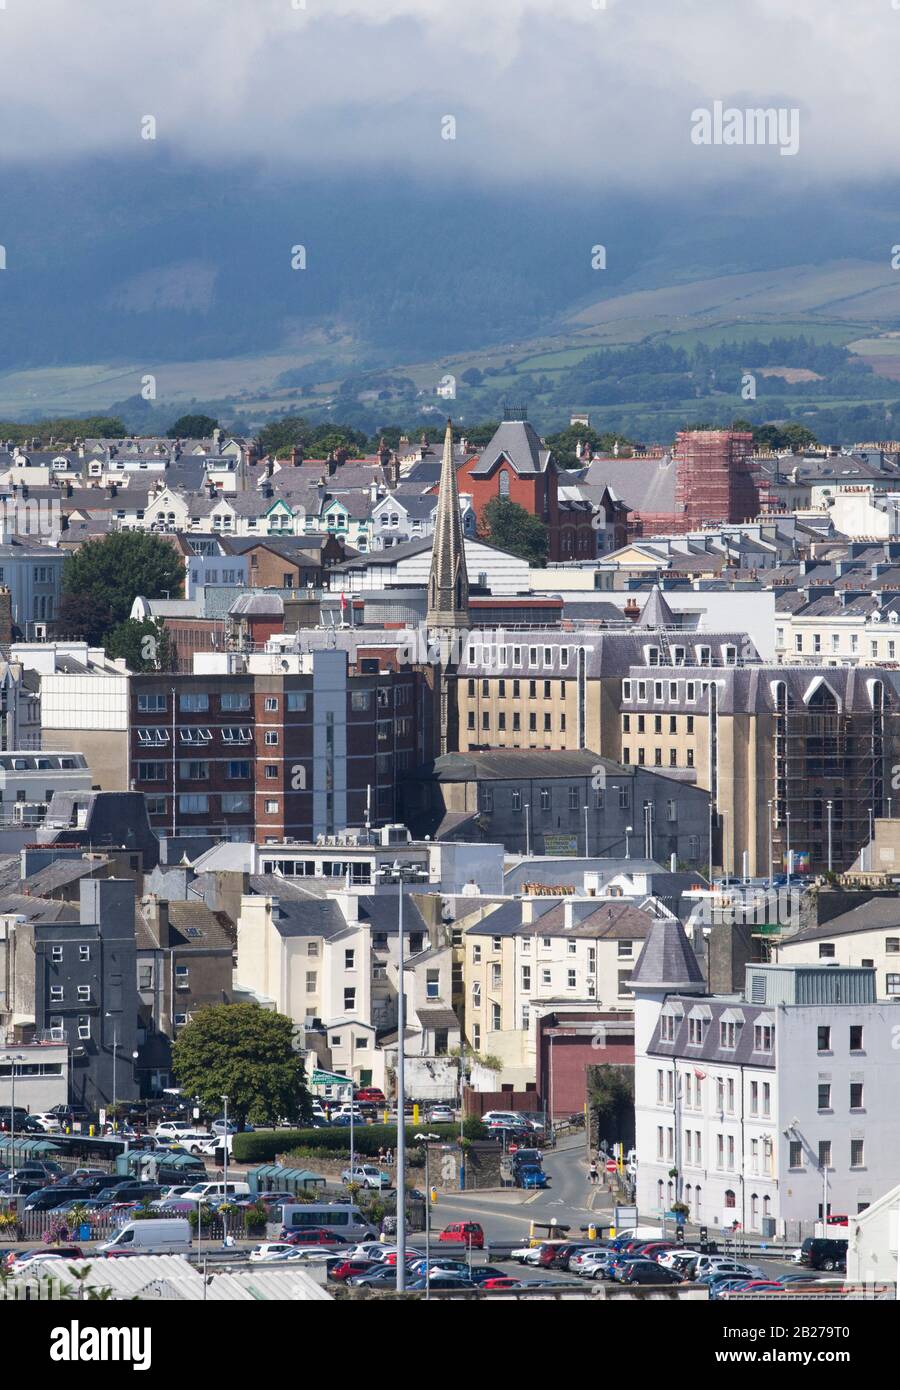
426,417 -> 469,631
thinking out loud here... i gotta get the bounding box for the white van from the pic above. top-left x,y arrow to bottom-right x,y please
99,1218 -> 192,1256
280,1202 -> 375,1241
182,1180 -> 251,1203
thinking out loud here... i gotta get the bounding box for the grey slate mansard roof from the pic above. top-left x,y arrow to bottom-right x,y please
628,918 -> 705,992
646,994 -> 776,1068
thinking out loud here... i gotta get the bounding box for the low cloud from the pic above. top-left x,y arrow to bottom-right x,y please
0,0 -> 893,186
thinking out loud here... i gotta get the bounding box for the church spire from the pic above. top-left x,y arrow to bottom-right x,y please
427,418 -> 469,631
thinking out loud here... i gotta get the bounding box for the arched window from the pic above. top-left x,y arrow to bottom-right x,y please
724,1188 -> 736,1208
750,1194 -> 759,1228
499,470 -> 510,498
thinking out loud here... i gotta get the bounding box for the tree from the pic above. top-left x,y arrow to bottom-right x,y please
106,617 -> 176,672
257,415 -> 311,458
460,367 -> 483,386
167,413 -> 219,439
172,1003 -> 311,1130
587,1064 -> 634,1148
59,533 -> 184,646
481,497 -> 549,566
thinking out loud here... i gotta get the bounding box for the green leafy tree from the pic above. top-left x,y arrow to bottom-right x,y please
106,617 -> 176,672
481,497 -> 548,567
587,1064 -> 634,1147
172,1003 -> 312,1130
58,533 -> 183,646
0,416 -> 127,447
167,413 -> 219,439
257,415 -> 311,458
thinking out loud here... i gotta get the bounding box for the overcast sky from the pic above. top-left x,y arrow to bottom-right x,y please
0,0 -> 891,185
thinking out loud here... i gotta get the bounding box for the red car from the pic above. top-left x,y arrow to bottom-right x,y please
328,1258 -> 376,1282
482,1277 -> 521,1289
354,1088 -> 386,1106
438,1222 -> 484,1249
279,1228 -> 349,1246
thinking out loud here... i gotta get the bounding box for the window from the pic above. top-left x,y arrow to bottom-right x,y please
179,760 -> 209,780
850,1025 -> 864,1051
175,965 -> 190,989
344,948 -> 355,970
264,697 -> 278,712
137,761 -> 167,781
472,982 -> 481,1007
179,794 -> 209,814
817,1082 -> 831,1111
688,1017 -> 704,1046
51,945 -> 63,962
491,963 -> 501,989
539,788 -> 550,812
753,1024 -> 773,1051
137,694 -> 167,713
817,1026 -> 831,1051
264,731 -> 279,745
521,966 -> 531,992
179,693 -> 209,712
818,1140 -> 831,1169
77,985 -> 90,1002
343,987 -> 356,1012
888,974 -> 900,996
887,937 -> 900,954
472,944 -> 481,963
567,969 -> 577,988
138,965 -> 153,991
719,1021 -> 737,1049
789,1140 -> 803,1169
50,985 -> 63,1002
850,1082 -> 864,1109
851,1139 -> 865,1168
221,693 -> 251,712
77,1017 -> 91,1041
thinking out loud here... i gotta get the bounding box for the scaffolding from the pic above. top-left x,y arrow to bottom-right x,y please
771,681 -> 887,873
674,430 -> 758,525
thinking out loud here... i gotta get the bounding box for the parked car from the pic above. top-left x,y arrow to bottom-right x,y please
9,1246 -> 85,1269
23,1186 -> 92,1212
438,1221 -> 484,1249
799,1237 -> 848,1272
281,1227 -> 350,1247
426,1105 -> 454,1123
340,1164 -> 392,1190
618,1261 -> 684,1285
48,1104 -> 92,1126
406,1274 -> 474,1290
328,1257 -> 378,1282
248,1243 -> 298,1263
353,1088 -> 386,1106
482,1276 -> 522,1290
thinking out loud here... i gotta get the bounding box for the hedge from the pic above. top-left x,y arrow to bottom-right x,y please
233,1118 -> 485,1165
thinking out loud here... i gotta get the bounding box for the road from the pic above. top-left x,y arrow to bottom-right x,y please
430,1137 -> 805,1285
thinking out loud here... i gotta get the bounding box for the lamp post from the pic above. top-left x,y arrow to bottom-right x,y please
105,1013 -> 118,1131
583,805 -> 590,859
6,1053 -> 24,1189
826,800 -> 833,873
624,825 -> 632,860
785,810 -> 792,888
221,1094 -> 229,1244
524,803 -> 531,856
377,860 -> 428,1293
415,1132 -> 440,1300
767,798 -> 774,886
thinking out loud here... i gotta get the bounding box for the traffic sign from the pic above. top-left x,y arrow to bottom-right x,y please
606,1158 -> 617,1174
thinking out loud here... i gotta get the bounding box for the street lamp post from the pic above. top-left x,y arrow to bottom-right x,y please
6,1053 -> 24,1189
767,798 -> 774,885
415,1133 -> 440,1301
624,825 -> 632,860
221,1094 -> 229,1244
105,1013 -> 118,1131
583,805 -> 590,859
826,800 -> 833,873
524,803 -> 531,856
377,860 -> 428,1293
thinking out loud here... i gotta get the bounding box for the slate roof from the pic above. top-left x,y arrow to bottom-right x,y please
629,918 -> 705,990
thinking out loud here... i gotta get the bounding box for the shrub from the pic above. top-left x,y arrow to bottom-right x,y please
234,1121 -> 475,1165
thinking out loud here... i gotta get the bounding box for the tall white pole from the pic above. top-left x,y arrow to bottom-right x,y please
396,871 -> 406,1292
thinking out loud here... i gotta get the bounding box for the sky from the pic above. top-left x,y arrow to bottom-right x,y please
1,0 -> 894,187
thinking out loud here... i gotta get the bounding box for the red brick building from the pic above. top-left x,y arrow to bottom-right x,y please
455,415 -> 598,562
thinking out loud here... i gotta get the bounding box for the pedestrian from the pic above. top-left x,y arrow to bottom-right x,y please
589,1158 -> 598,1185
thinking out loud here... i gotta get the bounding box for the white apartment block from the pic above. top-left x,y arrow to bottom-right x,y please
632,922 -> 900,1236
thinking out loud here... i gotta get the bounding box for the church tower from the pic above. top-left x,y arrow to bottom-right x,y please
427,419 -> 469,755
426,418 -> 470,631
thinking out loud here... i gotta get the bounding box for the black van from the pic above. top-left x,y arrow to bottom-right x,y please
799,1237 -> 847,1271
